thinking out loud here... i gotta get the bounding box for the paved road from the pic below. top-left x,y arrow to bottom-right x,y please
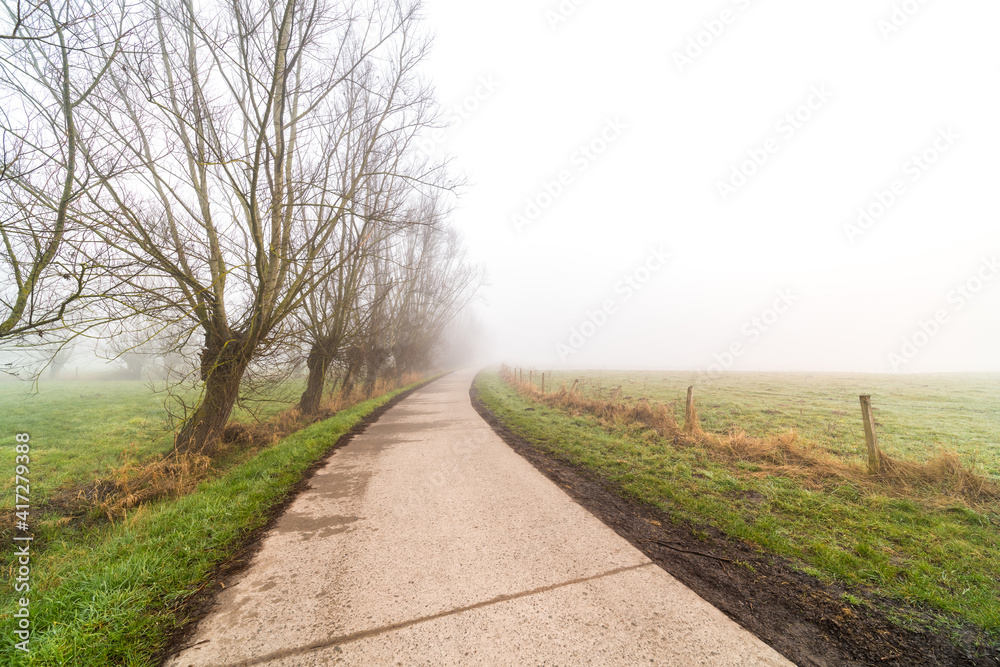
167,370 -> 792,666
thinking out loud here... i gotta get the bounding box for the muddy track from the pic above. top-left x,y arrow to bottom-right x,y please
470,382 -> 999,667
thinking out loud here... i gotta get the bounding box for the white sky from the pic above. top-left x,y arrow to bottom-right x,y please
419,0 -> 1000,374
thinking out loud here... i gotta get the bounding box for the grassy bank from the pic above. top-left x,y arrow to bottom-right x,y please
0,378 -> 427,665
475,370 -> 1000,645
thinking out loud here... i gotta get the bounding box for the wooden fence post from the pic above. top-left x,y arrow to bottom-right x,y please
541,373 -> 545,394
684,385 -> 699,434
859,394 -> 881,474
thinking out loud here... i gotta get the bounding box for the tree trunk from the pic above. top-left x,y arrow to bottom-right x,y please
363,368 -> 378,395
298,343 -> 331,415
363,346 -> 385,395
339,346 -> 364,398
124,353 -> 144,380
392,343 -> 405,383
174,337 -> 252,455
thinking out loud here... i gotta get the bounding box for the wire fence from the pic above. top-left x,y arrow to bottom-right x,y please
499,364 -> 1000,474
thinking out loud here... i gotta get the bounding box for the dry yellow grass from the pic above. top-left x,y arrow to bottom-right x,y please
92,447 -> 213,521
502,369 -> 1000,509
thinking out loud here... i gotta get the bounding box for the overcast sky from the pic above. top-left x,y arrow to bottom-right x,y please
417,0 -> 999,374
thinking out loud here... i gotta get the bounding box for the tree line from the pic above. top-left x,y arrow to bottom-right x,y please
0,0 -> 481,453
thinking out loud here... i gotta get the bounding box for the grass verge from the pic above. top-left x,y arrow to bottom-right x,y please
476,371 -> 1000,646
0,377 -> 430,666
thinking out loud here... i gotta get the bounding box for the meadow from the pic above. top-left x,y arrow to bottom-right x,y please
537,370 -> 1000,478
0,378 -> 306,510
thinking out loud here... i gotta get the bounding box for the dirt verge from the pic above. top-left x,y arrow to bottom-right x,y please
470,383 -> 999,667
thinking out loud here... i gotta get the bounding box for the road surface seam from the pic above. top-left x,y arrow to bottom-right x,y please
220,562 -> 655,667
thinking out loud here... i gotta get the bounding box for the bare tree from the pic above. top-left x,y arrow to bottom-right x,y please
74,0 -> 442,452
330,195 -> 481,395
0,0 -> 124,339
293,107 -> 418,413
294,219 -> 383,414
384,201 -> 482,380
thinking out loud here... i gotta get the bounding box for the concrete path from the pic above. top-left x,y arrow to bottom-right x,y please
167,370 -> 792,666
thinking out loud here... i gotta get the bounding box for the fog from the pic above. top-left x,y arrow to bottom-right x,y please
420,0 -> 1000,373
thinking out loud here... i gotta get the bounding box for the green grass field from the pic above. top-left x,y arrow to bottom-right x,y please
477,370 -> 1000,644
535,371 -> 1000,478
0,378 -> 307,508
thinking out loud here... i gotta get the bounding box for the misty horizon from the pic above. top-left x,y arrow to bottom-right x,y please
421,0 -> 999,376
